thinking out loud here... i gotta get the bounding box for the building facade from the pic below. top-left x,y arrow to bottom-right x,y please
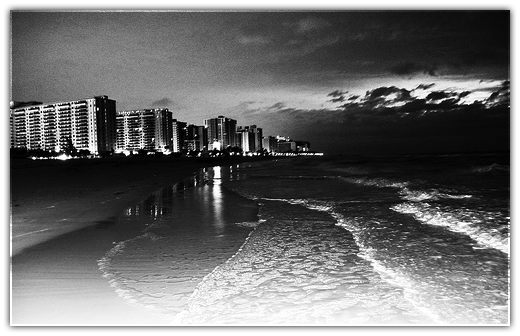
237,125 -> 263,153
172,119 -> 188,153
204,116 -> 237,150
262,136 -> 278,153
10,95 -> 116,154
276,140 -> 311,153
183,124 -> 207,152
115,108 -> 172,152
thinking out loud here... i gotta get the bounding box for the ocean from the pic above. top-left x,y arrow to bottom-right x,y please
97,152 -> 510,325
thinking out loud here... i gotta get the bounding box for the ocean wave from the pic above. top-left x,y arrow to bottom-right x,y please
97,233 -> 169,312
472,163 -> 510,173
399,187 -> 473,202
174,200 -> 431,325
240,197 -> 443,323
339,176 -> 473,202
390,202 -> 509,255
340,176 -> 409,189
294,202 -> 443,323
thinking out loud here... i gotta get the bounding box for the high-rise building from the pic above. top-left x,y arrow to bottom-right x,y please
204,116 -> 237,150
195,125 -> 208,152
237,125 -> 263,153
115,108 -> 172,152
172,119 -> 188,153
10,95 -> 116,154
183,124 -> 207,152
262,136 -> 278,153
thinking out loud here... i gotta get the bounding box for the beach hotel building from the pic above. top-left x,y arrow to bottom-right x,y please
262,136 -> 278,153
204,116 -> 237,150
183,124 -> 208,153
172,119 -> 188,153
115,108 -> 173,153
10,95 -> 116,155
237,125 -> 263,153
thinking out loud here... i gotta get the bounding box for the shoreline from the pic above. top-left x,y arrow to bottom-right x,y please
10,155 -> 279,257
10,155 -> 278,325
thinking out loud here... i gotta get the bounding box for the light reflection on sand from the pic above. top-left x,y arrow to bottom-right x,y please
97,165 -> 258,318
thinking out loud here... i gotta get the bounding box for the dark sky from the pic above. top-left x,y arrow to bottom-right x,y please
10,9 -> 510,155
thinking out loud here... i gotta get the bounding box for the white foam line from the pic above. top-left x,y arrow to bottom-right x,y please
391,203 -> 510,256
228,195 -> 440,324
328,212 -> 443,324
13,228 -> 53,237
258,197 -> 442,324
171,221 -> 261,325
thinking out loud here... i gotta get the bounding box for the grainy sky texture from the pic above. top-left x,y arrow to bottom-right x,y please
11,10 -> 510,154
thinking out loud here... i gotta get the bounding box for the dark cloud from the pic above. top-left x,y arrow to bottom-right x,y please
152,98 -> 174,107
328,90 -> 347,97
426,91 -> 454,101
367,86 -> 412,101
486,80 -> 510,107
390,62 -> 438,76
327,90 -> 348,103
239,81 -> 509,155
415,83 -> 435,91
269,102 -> 286,110
338,83 -> 510,123
459,91 -> 471,98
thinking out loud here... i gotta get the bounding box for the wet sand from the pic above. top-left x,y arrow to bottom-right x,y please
11,156 -> 274,256
10,155 -> 276,325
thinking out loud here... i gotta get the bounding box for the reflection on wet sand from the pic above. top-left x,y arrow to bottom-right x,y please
98,165 -> 259,318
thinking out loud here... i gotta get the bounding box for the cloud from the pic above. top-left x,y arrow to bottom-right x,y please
294,17 -> 332,35
486,80 -> 510,107
366,86 -> 412,101
268,102 -> 287,110
390,61 -> 438,76
336,82 -> 510,122
327,90 -> 348,103
459,91 -> 471,98
236,34 -> 271,45
235,81 -> 509,155
151,97 -> 184,110
152,98 -> 173,107
415,83 -> 435,90
426,91 -> 453,101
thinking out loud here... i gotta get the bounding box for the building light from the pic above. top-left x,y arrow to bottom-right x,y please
57,153 -> 71,160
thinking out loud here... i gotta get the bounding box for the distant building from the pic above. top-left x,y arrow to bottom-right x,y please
204,116 -> 237,150
237,125 -> 263,153
172,119 -> 188,153
115,108 -> 172,152
276,138 -> 311,153
10,95 -> 116,154
183,124 -> 207,152
277,141 -> 297,153
296,141 -> 311,152
262,136 -> 278,153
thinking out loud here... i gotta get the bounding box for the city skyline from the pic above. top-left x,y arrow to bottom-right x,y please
10,9 -> 510,155
10,95 -> 312,156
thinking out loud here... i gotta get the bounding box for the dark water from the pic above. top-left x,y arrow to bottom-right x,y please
98,153 -> 510,325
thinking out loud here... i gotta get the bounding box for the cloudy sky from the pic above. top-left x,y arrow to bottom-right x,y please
10,8 -> 510,154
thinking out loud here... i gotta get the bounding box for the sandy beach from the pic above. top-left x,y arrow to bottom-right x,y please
10,155 -> 276,325
11,156 -> 275,256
